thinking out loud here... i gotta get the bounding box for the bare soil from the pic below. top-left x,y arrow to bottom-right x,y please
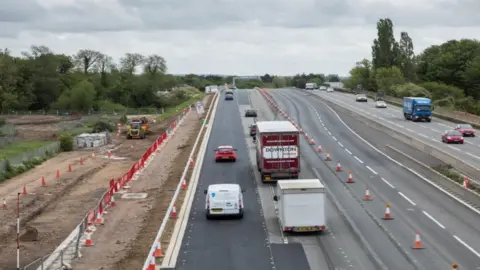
69,95 -> 213,270
0,109 -> 191,269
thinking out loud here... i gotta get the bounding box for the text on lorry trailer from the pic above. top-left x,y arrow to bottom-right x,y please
263,146 -> 299,159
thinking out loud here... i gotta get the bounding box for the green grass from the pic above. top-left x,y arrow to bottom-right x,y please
0,140 -> 53,159
156,93 -> 206,121
432,164 -> 479,192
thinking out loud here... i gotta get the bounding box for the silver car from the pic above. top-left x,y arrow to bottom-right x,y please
355,94 -> 368,102
375,100 -> 387,108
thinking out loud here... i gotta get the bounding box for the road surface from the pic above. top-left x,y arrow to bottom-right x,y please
267,88 -> 480,270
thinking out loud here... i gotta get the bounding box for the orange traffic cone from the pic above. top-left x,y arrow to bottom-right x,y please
364,187 -> 372,201
299,128 -> 304,134
2,199 -> 6,210
41,176 -> 46,187
181,179 -> 187,190
317,145 -> 323,152
309,138 -> 315,145
463,176 -> 469,189
92,152 -> 95,157
154,240 -> 164,257
95,212 -> 105,225
382,203 -> 394,220
84,232 -> 94,246
56,169 -> 60,180
68,164 -> 72,172
146,257 -> 156,270
170,204 -> 177,219
412,231 -> 424,249
23,185 -> 28,195
189,158 -> 195,167
325,152 -> 332,161
304,133 -> 309,139
336,161 -> 343,172
347,171 -> 355,183
451,264 -> 458,269
80,157 -> 84,165
108,150 -> 112,158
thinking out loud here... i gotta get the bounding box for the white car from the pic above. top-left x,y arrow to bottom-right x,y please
355,94 -> 368,102
327,88 -> 334,92
204,183 -> 245,219
375,100 -> 387,108
319,86 -> 327,91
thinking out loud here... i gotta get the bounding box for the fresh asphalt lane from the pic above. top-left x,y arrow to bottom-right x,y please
312,90 -> 480,171
244,89 -> 378,270
270,89 -> 480,269
175,92 -> 274,270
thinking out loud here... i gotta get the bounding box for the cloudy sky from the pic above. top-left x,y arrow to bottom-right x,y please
1,0 -> 479,76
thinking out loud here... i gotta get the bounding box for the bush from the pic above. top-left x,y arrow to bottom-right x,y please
391,83 -> 431,98
91,121 -> 114,133
59,133 -> 74,152
119,114 -> 128,124
0,117 -> 6,126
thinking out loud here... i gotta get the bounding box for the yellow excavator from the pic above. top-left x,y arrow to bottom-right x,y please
126,117 -> 149,139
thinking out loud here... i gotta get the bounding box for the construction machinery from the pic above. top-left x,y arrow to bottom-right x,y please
126,117 -> 149,139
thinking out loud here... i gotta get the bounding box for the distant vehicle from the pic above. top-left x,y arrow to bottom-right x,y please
355,94 -> 368,102
326,87 -> 334,92
126,117 -> 149,139
214,145 -> 237,162
455,124 -> 476,137
403,97 -> 432,122
442,130 -> 464,144
305,83 -> 316,90
320,86 -> 328,91
273,179 -> 326,233
255,121 -> 300,182
249,124 -> 257,137
225,93 -> 234,100
204,184 -> 245,219
229,85 -> 236,89
375,100 -> 387,108
225,90 -> 234,95
245,109 -> 257,117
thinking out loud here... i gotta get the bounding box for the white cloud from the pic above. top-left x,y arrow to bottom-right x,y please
0,0 -> 479,76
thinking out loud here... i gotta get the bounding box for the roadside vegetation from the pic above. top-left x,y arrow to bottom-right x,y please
432,164 -> 479,193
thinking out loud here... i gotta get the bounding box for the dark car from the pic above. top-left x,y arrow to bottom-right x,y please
245,109 -> 257,117
225,94 -> 234,100
225,90 -> 234,95
455,124 -> 476,137
249,124 -> 257,136
442,130 -> 464,144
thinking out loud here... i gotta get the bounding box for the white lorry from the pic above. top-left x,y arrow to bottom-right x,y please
273,179 -> 326,232
305,83 -> 317,90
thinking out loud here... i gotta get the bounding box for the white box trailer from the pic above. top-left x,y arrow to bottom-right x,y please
273,179 -> 326,232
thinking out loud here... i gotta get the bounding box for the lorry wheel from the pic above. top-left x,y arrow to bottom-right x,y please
426,119 -> 431,122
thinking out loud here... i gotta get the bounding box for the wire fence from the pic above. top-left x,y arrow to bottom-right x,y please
0,142 -> 60,173
0,107 -> 164,116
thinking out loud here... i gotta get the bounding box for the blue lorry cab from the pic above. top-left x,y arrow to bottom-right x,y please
403,97 -> 432,122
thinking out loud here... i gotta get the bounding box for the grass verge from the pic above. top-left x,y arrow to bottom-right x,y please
156,93 -> 206,122
432,164 -> 479,193
0,140 -> 53,159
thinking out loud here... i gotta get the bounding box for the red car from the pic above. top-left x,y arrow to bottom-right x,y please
215,145 -> 237,162
442,130 -> 464,144
455,124 -> 476,137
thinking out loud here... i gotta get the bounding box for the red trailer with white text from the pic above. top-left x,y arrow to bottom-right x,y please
255,121 -> 300,183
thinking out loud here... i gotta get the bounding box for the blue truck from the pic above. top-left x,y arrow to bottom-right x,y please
403,97 -> 432,122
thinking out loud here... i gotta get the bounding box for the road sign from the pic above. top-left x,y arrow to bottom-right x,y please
211,192 -> 215,198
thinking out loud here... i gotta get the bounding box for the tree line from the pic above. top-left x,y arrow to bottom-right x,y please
344,18 -> 480,114
0,46 -> 206,113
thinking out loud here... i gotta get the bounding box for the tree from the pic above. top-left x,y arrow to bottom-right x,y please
326,74 -> 340,82
74,49 -> 102,74
345,59 -> 375,91
144,54 -> 167,75
55,80 -> 96,111
398,32 -> 416,81
375,66 -> 405,94
371,18 -> 399,69
120,53 -> 145,75
272,76 -> 287,88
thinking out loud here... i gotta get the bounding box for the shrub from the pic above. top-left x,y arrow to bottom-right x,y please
119,114 -> 128,124
59,133 -> 74,152
91,121 -> 114,133
0,117 -> 6,126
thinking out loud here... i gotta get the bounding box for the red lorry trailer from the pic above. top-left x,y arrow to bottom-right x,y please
255,121 -> 300,183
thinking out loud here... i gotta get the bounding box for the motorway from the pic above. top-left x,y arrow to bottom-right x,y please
311,90 -> 480,173
268,88 -> 480,270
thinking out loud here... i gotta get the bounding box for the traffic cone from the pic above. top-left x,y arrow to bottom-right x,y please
147,257 -> 156,270
84,232 -> 94,246
451,264 -> 458,269
80,157 -> 84,165
110,195 -> 116,207
95,212 -> 105,225
304,133 -> 309,139
92,152 -> 95,157
382,203 -> 394,220
56,169 -> 60,179
299,128 -> 304,134
2,199 -> 6,210
347,171 -> 354,183
108,150 -> 112,158
41,176 -> 46,187
154,240 -> 164,257
364,187 -> 372,201
325,152 -> 332,161
68,164 -> 72,172
23,185 -> 28,195
336,161 -> 343,172
317,145 -> 323,152
309,138 -> 315,145
412,232 -> 424,249
181,179 -> 187,190
170,204 -> 177,219
189,158 -> 195,167
463,176 -> 469,189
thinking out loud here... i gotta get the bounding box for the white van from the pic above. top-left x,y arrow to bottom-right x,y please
204,184 -> 245,219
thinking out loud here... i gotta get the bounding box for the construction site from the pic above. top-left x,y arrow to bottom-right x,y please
0,96 -> 211,269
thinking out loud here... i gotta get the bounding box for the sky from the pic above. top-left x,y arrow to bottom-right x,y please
1,0 -> 479,76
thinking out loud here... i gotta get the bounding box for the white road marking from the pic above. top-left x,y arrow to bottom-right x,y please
422,211 -> 446,229
396,124 -> 405,129
366,166 -> 378,175
418,133 -> 429,138
447,145 -> 460,151
438,123 -> 452,128
328,131 -> 332,135
345,149 -> 352,155
398,192 -> 416,206
338,142 -> 344,147
453,235 -> 480,258
467,152 -> 480,160
387,120 -> 394,125
332,136 -> 337,141
381,178 -> 395,188
354,156 -> 364,164
406,128 -> 414,132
